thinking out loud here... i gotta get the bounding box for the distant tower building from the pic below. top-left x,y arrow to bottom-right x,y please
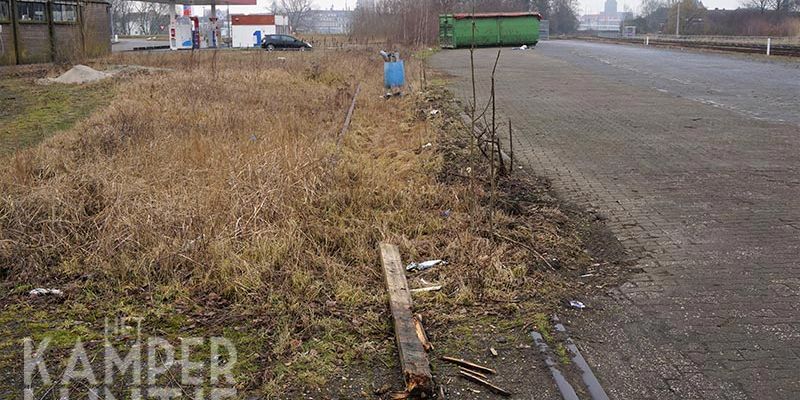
603,0 -> 617,14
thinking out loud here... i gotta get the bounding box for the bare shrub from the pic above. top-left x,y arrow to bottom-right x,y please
351,0 -> 535,45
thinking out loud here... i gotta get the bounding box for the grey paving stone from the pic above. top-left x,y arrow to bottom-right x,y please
431,43 -> 800,400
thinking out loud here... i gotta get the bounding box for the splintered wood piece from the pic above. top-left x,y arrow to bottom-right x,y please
380,243 -> 433,396
413,314 -> 433,352
441,356 -> 497,375
459,369 -> 511,397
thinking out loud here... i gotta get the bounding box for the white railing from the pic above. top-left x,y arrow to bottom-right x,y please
629,34 -> 800,45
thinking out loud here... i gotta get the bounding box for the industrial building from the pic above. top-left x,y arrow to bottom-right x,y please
298,9 -> 352,34
0,0 -> 111,65
578,0 -> 632,33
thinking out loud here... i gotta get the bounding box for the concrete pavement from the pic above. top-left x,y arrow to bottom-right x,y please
112,38 -> 170,52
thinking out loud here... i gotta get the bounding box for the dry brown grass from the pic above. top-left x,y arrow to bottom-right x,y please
0,48 -> 600,396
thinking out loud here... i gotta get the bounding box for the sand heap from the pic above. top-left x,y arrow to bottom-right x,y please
40,64 -> 111,85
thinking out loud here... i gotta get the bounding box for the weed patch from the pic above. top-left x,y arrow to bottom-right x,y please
0,49 -> 625,398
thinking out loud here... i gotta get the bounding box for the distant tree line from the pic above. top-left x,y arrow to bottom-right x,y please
277,0 -> 314,31
351,0 -> 580,45
626,0 -> 799,36
110,0 -> 171,36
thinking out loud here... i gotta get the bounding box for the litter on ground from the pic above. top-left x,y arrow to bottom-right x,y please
569,300 -> 586,309
406,259 -> 447,272
29,288 -> 63,297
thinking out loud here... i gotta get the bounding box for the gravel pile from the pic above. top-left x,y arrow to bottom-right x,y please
40,64 -> 111,84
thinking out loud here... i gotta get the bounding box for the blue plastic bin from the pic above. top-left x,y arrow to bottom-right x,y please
384,61 -> 405,89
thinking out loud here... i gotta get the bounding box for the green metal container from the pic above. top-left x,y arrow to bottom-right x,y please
439,12 -> 542,49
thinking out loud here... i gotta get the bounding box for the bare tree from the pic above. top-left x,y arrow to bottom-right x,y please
279,0 -> 315,31
769,0 -> 798,12
132,2 -> 170,35
639,0 -> 667,15
741,0 -> 770,12
530,0 -> 551,16
665,0 -> 706,34
352,0 -> 536,44
550,0 -> 579,33
109,0 -> 135,35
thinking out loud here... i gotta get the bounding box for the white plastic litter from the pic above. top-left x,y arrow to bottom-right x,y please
421,142 -> 432,149
569,300 -> 586,309
406,259 -> 447,272
30,288 -> 63,297
513,44 -> 529,50
429,109 -> 440,116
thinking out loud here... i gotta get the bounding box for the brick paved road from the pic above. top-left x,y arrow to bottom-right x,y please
431,42 -> 800,400
536,40 -> 800,126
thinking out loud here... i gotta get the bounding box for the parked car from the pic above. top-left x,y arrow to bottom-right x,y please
261,35 -> 313,51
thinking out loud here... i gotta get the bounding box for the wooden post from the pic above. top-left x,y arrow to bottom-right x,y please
46,0 -> 55,62
379,243 -> 433,396
508,119 -> 513,175
10,0 -> 21,64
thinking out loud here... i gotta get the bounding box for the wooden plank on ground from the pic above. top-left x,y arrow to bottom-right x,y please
380,242 -> 433,396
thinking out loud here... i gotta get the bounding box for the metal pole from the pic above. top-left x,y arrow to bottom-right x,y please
169,0 -> 176,50
675,3 -> 680,36
210,0 -> 217,48
766,37 -> 771,56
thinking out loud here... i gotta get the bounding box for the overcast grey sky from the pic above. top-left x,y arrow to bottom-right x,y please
230,0 -> 744,18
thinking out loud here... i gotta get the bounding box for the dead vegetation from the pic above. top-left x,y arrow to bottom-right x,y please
0,48 -> 624,397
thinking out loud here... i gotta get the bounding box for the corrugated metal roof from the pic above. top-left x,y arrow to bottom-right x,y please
452,12 -> 543,20
231,14 -> 276,25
